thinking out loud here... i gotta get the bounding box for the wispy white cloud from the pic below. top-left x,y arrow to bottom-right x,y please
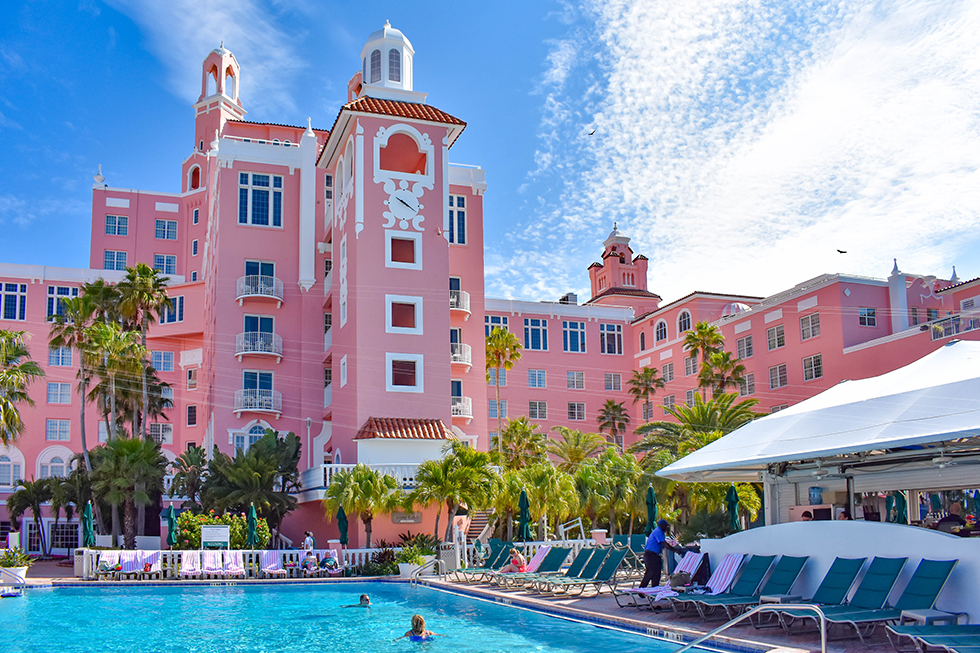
0,195 -> 88,228
489,0 -> 980,304
104,0 -> 304,115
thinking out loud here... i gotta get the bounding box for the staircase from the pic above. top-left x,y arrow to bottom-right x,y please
466,510 -> 493,544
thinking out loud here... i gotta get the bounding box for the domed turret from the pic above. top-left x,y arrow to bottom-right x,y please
360,20 -> 416,96
722,302 -> 751,317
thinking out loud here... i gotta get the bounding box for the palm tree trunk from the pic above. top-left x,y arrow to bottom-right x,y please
364,515 -> 373,549
78,370 -> 92,472
111,504 -> 121,548
506,509 -> 513,541
495,370 -> 503,454
124,501 -> 137,549
136,483 -> 146,537
109,376 -> 118,441
537,515 -> 545,541
444,502 -> 458,543
608,507 -> 616,537
433,509 -> 442,542
140,317 -> 149,441
34,514 -> 47,556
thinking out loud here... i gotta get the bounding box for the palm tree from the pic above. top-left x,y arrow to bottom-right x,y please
521,463 -> 577,540
572,458 -> 608,529
627,367 -> 665,422
490,469 -> 524,541
49,296 -> 97,471
684,322 -> 725,398
630,393 -> 761,457
90,436 -> 167,548
204,448 -> 297,526
0,330 -> 44,445
597,399 -> 631,450
595,447 -> 642,536
698,351 -> 747,398
117,263 -> 171,441
81,278 -> 122,323
548,427 -> 607,472
86,322 -> 144,442
491,417 -> 547,469
322,463 -> 402,548
410,442 -> 494,541
171,446 -> 208,513
7,478 -> 53,554
485,326 -> 522,453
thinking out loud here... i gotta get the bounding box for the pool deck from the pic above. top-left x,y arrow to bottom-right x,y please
24,561 -> 886,653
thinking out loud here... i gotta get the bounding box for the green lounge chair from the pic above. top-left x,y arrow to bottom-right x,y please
764,556 -> 866,631
910,636 -> 980,653
694,555 -> 809,620
520,546 -> 595,589
884,624 -> 980,652
533,548 -> 609,593
671,554 -> 775,618
541,548 -> 628,596
451,541 -> 510,582
822,559 -> 958,644
489,547 -> 571,587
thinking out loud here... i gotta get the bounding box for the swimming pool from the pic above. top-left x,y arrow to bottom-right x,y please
0,582 -> 720,653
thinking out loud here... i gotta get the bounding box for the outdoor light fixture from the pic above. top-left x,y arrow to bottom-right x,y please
812,466 -> 830,478
932,451 -> 954,468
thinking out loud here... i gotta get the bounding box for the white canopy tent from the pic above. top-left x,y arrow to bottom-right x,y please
657,339 -> 980,522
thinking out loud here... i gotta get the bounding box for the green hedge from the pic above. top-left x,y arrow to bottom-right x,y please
175,510 -> 271,550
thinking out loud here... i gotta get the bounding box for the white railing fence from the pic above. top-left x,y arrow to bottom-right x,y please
236,275 -> 284,301
451,396 -> 473,418
449,289 -> 471,313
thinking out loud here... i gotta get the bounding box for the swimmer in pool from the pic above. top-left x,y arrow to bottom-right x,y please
394,614 -> 443,641
342,594 -> 371,608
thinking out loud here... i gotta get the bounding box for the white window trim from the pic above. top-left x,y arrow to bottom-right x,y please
385,295 -> 424,335
36,445 -> 74,478
385,352 -> 424,393
340,355 -> 348,388
384,230 -> 423,270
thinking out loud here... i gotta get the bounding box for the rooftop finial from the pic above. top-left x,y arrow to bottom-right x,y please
93,164 -> 105,187
613,221 -> 617,230
385,19 -> 391,28
951,265 -> 961,284
220,40 -> 224,48
891,258 -> 900,275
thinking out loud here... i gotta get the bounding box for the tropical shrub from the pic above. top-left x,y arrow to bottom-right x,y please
174,510 -> 271,550
395,544 -> 425,566
0,547 -> 33,568
676,510 -> 735,541
355,547 -> 397,576
398,531 -> 439,555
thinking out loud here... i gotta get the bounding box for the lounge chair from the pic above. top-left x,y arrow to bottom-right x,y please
181,550 -> 202,578
693,555 -> 808,620
202,550 -> 224,576
490,546 -> 570,587
223,551 -> 246,578
140,551 -> 162,580
487,545 -> 551,585
512,546 -> 594,589
545,548 -> 630,596
95,550 -> 121,580
779,556 -> 907,635
820,559 -> 958,644
902,632 -> 980,653
533,547 -> 610,593
260,550 -> 287,577
885,624 -> 980,652
117,550 -> 144,580
671,554 -> 774,617
451,540 -> 507,582
747,556 -> 865,629
453,542 -> 513,583
613,550 -> 706,608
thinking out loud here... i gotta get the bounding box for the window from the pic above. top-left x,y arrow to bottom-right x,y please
151,351 -> 174,372
800,313 -> 820,340
678,311 -> 691,333
859,307 -> 877,327
47,285 -> 78,321
661,362 -> 674,383
386,353 -> 423,392
600,323 -> 623,355
46,419 -> 70,441
771,404 -> 789,413
187,368 -> 198,390
104,250 -> 127,271
769,363 -> 788,389
50,523 -> 78,550
736,335 -> 753,359
324,175 -> 333,200
803,354 -> 823,381
910,307 -> 919,325
448,195 -> 466,244
655,321 -> 667,343
562,321 -> 586,352
1,283 -> 27,321
485,315 -> 508,337
238,172 -> 283,227
105,215 -> 128,236
0,456 -> 22,486
528,401 -> 547,420
49,347 -> 72,367
324,368 -> 332,387
192,240 -> 198,256
767,324 -> 785,350
98,421 -> 108,442
685,389 -> 697,405
489,400 -> 508,419
40,456 -> 66,478
567,371 -> 584,389
191,271 -> 198,282
186,405 -> 197,427
386,295 -> 422,334
148,423 -> 173,445
662,394 -> 676,414
235,425 -> 268,453
567,402 -> 586,421
153,254 -> 177,275
927,308 -> 939,321
604,373 -> 622,391
340,355 -> 348,387
524,318 -> 548,350
528,369 -> 546,388
639,332 -> 646,351
193,208 -> 199,225
155,219 -> 178,240
488,368 -> 507,386
386,231 -> 421,269
684,353 -> 698,376
161,296 -> 184,324
388,48 -> 401,82
369,49 -> 381,83
642,401 -> 654,421
47,382 -> 71,404
161,387 -> 174,403
738,373 -> 756,396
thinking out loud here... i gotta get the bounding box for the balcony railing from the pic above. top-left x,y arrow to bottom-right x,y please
451,396 -> 473,419
233,389 -> 282,417
449,289 -> 471,317
235,332 -> 283,362
303,463 -> 422,490
236,275 -> 284,307
324,384 -> 332,409
450,342 -> 472,367
931,311 -> 980,341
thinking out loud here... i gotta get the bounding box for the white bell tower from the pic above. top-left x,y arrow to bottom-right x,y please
359,21 -> 427,103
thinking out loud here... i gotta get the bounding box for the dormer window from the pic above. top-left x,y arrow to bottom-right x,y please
389,49 -> 401,82
370,50 -> 381,83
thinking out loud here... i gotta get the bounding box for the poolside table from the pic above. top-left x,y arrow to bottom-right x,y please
901,608 -> 967,626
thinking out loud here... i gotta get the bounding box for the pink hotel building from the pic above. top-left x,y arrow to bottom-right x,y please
2,23 -> 979,550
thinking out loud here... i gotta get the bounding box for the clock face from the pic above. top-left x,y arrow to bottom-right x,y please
390,188 -> 419,220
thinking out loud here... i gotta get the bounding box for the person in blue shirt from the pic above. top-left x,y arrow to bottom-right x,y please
639,519 -> 685,588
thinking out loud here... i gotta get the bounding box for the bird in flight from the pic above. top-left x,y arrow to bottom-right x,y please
837,249 -> 847,254
588,129 -> 596,135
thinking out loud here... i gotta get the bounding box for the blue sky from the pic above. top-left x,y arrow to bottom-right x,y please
2,0 -> 979,303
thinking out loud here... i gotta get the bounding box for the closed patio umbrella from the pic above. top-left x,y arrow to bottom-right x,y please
886,494 -> 895,522
82,501 -> 96,548
644,485 -> 657,536
726,485 -> 740,532
931,493 -> 942,512
337,506 -> 349,546
894,492 -> 908,524
246,504 -> 259,548
163,505 -> 177,549
517,489 -> 532,542
972,490 -> 980,518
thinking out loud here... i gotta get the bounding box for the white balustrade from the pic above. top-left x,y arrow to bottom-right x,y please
234,389 -> 282,416
449,289 -> 471,314
235,332 -> 283,360
306,463 -> 422,490
451,396 -> 473,418
450,342 -> 472,366
236,275 -> 284,305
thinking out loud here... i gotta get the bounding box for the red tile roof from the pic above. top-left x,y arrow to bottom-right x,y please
228,119 -> 331,132
587,287 -> 663,303
341,96 -> 466,126
353,417 -> 456,441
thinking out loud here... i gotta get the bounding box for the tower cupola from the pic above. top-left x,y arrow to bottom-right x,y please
198,44 -> 242,106
359,21 -> 426,103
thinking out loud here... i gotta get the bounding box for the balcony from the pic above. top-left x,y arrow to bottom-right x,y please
449,289 -> 471,319
324,384 -> 332,409
450,342 -> 472,369
931,311 -> 980,341
236,275 -> 284,308
451,396 -> 473,420
300,463 -> 422,493
235,332 -> 283,363
233,389 -> 282,417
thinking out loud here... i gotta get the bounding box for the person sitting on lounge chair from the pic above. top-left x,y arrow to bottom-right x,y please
395,614 -> 443,641
498,548 -> 527,573
301,550 -> 318,575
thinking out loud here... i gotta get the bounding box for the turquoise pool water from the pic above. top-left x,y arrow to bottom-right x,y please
0,582 -> 711,653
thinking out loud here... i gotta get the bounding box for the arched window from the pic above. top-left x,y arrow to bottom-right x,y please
388,49 -> 401,82
224,67 -> 236,99
639,332 -> 646,351
678,311 -> 692,333
343,142 -> 353,188
0,455 -> 21,487
655,320 -> 667,342
189,166 -> 201,191
378,132 -> 427,175
234,423 -> 269,453
206,66 -> 218,96
370,49 -> 381,83
41,457 -> 65,479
